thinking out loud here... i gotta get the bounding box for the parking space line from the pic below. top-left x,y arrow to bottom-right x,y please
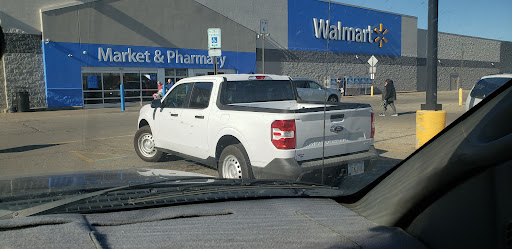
108,147 -> 134,151
69,151 -> 94,162
106,138 -> 132,141
98,142 -> 131,146
58,135 -> 133,144
91,155 -> 136,162
83,151 -> 112,155
69,150 -> 134,162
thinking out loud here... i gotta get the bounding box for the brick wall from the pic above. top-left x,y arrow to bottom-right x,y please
3,53 -> 46,110
258,38 -> 509,94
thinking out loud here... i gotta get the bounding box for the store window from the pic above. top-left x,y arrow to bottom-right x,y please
141,73 -> 158,101
103,73 -> 121,100
81,70 -> 158,107
123,73 -> 141,102
165,68 -> 188,85
82,73 -> 103,104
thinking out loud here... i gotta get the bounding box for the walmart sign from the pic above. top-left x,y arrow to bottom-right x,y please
313,18 -> 375,43
288,0 -> 401,56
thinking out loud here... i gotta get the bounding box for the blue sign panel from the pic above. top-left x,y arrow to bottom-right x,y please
43,42 -> 256,107
87,75 -> 99,89
288,0 -> 402,56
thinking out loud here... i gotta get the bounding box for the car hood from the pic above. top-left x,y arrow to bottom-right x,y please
0,168 -> 214,198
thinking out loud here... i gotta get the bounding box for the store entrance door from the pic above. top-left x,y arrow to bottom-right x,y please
123,71 -> 158,105
450,74 -> 459,90
82,69 -> 158,108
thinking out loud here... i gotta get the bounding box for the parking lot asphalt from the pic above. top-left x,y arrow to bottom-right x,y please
0,90 -> 470,189
342,90 -> 470,162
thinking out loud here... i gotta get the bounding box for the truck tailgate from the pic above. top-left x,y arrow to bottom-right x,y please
294,107 -> 373,162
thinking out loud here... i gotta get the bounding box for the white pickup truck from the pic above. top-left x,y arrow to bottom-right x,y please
135,74 -> 377,182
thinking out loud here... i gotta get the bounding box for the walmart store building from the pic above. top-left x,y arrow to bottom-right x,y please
1,0 -> 511,110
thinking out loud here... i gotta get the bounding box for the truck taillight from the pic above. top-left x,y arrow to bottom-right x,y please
271,120 -> 296,149
371,112 -> 375,138
248,75 -> 272,80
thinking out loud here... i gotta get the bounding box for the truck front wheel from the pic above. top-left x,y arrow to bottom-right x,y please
134,125 -> 165,162
218,144 -> 253,179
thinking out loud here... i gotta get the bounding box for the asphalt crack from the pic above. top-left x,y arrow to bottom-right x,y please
21,122 -> 43,133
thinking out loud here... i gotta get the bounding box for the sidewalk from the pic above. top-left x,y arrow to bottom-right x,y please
0,106 -> 142,120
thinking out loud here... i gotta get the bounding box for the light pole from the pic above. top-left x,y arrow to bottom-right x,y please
416,0 -> 446,149
422,0 -> 441,111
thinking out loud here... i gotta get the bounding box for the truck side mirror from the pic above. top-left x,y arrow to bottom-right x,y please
151,99 -> 162,108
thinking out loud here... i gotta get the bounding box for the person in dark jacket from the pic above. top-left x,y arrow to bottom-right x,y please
0,21 -> 5,58
336,78 -> 344,96
380,79 -> 398,116
166,78 -> 174,91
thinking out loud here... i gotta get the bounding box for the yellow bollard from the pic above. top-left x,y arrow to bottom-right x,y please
371,85 -> 374,96
459,88 -> 463,106
416,110 -> 447,149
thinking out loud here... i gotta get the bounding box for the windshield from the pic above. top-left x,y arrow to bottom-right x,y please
0,0 -> 510,219
470,77 -> 511,99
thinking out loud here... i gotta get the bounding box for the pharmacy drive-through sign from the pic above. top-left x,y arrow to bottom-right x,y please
208,28 -> 221,49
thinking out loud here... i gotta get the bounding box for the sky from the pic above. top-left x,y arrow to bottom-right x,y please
334,0 -> 512,42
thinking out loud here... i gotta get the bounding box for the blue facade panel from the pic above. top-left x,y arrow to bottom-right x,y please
43,42 -> 256,107
288,0 -> 402,56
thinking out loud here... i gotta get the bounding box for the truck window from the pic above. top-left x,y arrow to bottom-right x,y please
162,83 -> 191,108
189,82 -> 213,109
307,81 -> 323,90
294,81 -> 307,88
222,80 -> 295,104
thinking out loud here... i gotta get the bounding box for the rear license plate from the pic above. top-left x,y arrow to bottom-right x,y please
348,161 -> 364,176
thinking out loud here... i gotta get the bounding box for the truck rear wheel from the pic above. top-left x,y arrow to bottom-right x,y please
218,144 -> 253,179
134,125 -> 165,162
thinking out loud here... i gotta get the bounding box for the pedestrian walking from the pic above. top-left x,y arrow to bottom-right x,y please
153,81 -> 164,99
380,79 -> 398,116
166,78 -> 174,91
336,78 -> 345,96
0,21 -> 4,58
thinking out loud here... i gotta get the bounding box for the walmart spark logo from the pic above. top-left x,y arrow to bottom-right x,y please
374,23 -> 388,48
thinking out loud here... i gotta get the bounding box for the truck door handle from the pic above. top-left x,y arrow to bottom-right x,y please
195,115 -> 204,119
170,113 -> 178,117
331,114 -> 344,120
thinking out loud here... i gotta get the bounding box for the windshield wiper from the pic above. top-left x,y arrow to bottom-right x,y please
0,176 -> 214,220
128,179 -> 337,204
0,178 -> 337,219
0,185 -> 129,220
